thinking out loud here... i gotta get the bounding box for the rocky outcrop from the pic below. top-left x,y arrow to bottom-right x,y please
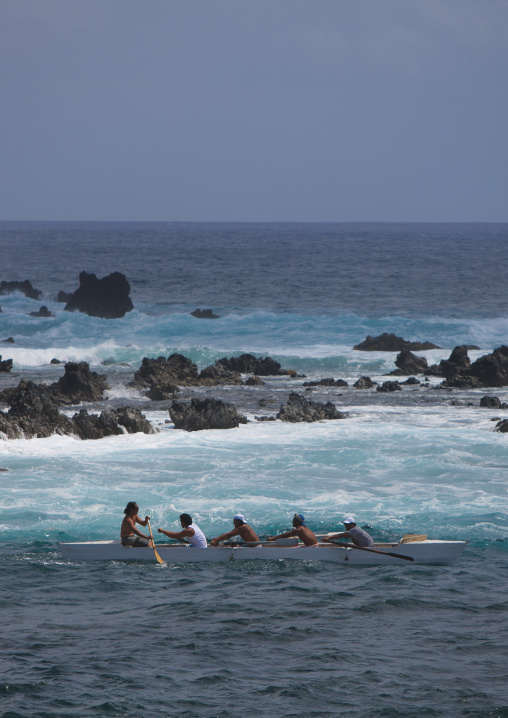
0,380 -> 74,439
0,280 -> 41,300
439,346 -> 508,389
217,353 -> 292,376
302,378 -> 349,387
64,271 -> 134,318
354,333 -> 440,351
245,375 -> 265,386
354,376 -> 376,389
169,398 -> 248,431
276,392 -> 346,422
495,419 -> 508,433
0,380 -> 154,440
376,381 -> 402,393
57,290 -> 73,303
0,356 -> 12,373
480,396 -> 508,409
49,362 -> 109,404
197,362 -> 243,386
72,407 -> 155,439
390,350 -> 429,376
426,346 -> 472,379
191,309 -> 219,319
132,354 -> 198,399
29,306 -> 54,318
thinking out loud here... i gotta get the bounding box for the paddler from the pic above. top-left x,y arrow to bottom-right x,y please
210,514 -> 260,546
266,513 -> 318,546
158,513 -> 207,548
121,501 -> 153,547
321,516 -> 374,547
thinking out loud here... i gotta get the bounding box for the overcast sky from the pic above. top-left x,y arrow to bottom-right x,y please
1,0 -> 507,222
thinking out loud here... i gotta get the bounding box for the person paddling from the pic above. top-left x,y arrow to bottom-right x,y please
210,514 -> 260,546
266,513 -> 318,546
158,513 -> 207,548
121,502 -> 153,547
321,516 -> 374,547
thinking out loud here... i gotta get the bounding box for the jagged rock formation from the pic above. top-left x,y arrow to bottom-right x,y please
0,280 -> 41,300
29,306 -> 54,318
354,333 -> 440,351
495,419 -> 508,433
190,309 -> 219,319
0,356 -> 12,373
169,397 -> 248,431
302,378 -> 348,387
390,349 -> 429,376
217,353 -> 292,376
354,376 -> 376,389
276,392 -> 346,422
376,381 -> 402,393
0,380 -> 154,440
64,271 -> 134,318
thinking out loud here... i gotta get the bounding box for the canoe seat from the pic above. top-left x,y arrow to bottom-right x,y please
400,534 -> 427,543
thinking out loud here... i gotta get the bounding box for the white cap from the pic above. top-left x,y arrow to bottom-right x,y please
234,514 -> 245,522
343,516 -> 355,524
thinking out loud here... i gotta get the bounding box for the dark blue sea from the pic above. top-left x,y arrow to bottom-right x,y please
1,222 -> 507,717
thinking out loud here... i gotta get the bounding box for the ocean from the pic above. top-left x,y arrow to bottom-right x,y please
0,221 -> 507,718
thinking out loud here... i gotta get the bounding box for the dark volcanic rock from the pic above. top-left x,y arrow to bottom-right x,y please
57,290 -> 73,303
4,337 -> 15,343
277,392 -> 346,423
0,356 -> 12,373
197,362 -> 243,386
49,362 -> 109,404
29,305 -> 54,318
64,271 -> 134,318
390,350 -> 429,376
190,308 -> 219,319
72,406 -> 155,439
376,381 -> 402,393
132,354 -> 199,398
245,375 -> 265,386
480,395 -> 508,409
469,346 -> 508,388
428,346 -> 472,379
217,353 -> 291,376
354,333 -> 440,351
0,380 -> 74,439
354,376 -> 376,389
170,398 -> 248,431
0,280 -> 41,300
495,419 -> 508,433
302,378 -> 349,387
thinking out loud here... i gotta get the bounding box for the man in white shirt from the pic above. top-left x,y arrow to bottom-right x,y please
321,516 -> 374,547
158,513 -> 207,547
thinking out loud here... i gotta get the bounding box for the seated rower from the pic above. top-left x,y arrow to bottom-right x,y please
321,516 -> 374,547
266,513 -> 318,546
158,513 -> 207,548
121,502 -> 153,547
210,514 -> 260,546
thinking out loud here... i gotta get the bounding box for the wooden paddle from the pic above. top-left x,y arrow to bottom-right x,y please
147,519 -> 165,565
327,540 -> 414,561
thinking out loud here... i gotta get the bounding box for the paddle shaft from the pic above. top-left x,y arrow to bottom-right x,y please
147,519 -> 165,564
328,540 -> 414,561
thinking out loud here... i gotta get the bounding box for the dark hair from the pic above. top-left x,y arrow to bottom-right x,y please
124,501 -> 138,515
180,513 -> 192,525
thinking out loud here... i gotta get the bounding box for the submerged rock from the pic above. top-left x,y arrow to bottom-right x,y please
217,353 -> 292,376
277,392 -> 346,422
354,333 -> 440,351
376,381 -> 402,393
64,271 -> 134,319
169,397 -> 248,431
302,378 -> 349,387
495,419 -> 508,433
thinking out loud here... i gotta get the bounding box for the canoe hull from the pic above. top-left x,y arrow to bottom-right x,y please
59,539 -> 467,565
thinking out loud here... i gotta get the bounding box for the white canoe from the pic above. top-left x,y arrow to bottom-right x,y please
59,538 -> 467,565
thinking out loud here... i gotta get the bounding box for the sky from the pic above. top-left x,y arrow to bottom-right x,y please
1,0 -> 507,222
